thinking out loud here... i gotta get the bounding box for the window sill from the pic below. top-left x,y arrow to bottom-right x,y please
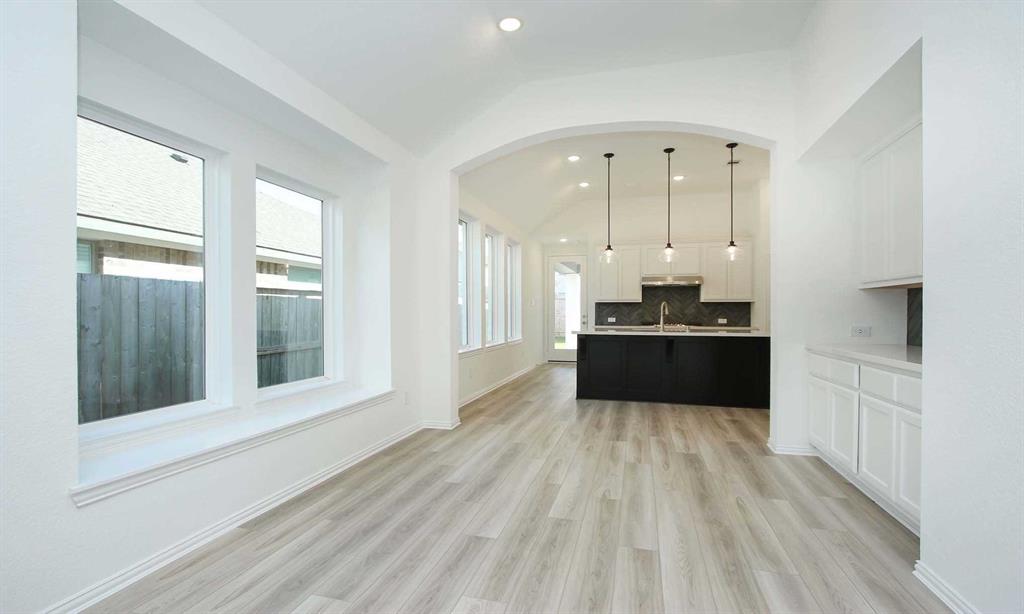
459,346 -> 483,358
71,387 -> 396,507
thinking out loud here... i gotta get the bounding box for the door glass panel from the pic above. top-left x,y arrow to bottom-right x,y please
552,260 -> 582,350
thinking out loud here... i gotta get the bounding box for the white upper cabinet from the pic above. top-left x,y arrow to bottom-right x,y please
700,241 -> 753,302
618,246 -> 642,302
642,244 -> 701,276
595,245 -> 641,302
860,122 -> 923,287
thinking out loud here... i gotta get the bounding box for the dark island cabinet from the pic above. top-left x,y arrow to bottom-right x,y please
576,334 -> 770,408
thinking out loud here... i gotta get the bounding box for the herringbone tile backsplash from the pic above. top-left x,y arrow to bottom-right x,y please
595,286 -> 751,327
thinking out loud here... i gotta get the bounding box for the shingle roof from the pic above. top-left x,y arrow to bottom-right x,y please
77,117 -> 321,258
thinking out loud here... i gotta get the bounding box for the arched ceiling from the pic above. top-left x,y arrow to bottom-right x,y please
459,131 -> 769,233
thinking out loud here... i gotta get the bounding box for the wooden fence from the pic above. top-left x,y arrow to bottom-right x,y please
77,274 -> 322,423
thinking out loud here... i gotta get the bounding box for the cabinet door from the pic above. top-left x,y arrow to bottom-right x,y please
670,245 -> 701,275
726,242 -> 754,300
618,246 -> 642,302
700,244 -> 728,301
859,395 -> 896,497
861,150 -> 888,283
595,257 -> 620,302
828,385 -> 859,473
894,408 -> 922,521
807,376 -> 830,451
643,246 -> 671,275
886,124 -> 923,280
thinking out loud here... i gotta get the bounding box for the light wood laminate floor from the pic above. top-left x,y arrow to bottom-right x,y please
90,364 -> 948,614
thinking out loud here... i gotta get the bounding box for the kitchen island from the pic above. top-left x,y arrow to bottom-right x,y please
575,328 -> 770,408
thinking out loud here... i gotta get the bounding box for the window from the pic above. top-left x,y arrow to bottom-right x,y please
506,242 -> 522,341
255,178 -> 324,389
484,233 -> 494,344
458,219 -> 470,348
76,116 -> 206,424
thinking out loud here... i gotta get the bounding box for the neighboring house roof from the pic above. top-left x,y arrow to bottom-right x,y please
77,117 -> 322,258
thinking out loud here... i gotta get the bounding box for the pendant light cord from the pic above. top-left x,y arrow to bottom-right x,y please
604,153 -> 614,248
666,149 -> 671,245
727,143 -> 739,245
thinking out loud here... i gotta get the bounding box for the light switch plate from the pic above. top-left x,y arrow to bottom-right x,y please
717,318 -> 728,324
607,316 -> 616,323
851,325 -> 872,338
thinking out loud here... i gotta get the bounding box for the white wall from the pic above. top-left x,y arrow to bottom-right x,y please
793,2 -> 1023,611
457,190 -> 544,405
0,3 -> 425,612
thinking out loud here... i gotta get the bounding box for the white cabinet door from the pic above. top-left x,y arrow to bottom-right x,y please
859,395 -> 896,497
829,385 -> 859,473
726,242 -> 754,300
861,151 -> 888,283
700,244 -> 728,301
808,376 -> 830,451
618,246 -> 642,302
894,408 -> 922,522
595,257 -> 620,302
671,245 -> 702,275
642,245 -> 671,275
886,124 -> 923,280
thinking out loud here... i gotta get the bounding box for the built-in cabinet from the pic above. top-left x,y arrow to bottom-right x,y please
594,240 -> 752,302
699,241 -> 753,302
860,122 -> 923,287
595,245 -> 642,302
807,350 -> 922,532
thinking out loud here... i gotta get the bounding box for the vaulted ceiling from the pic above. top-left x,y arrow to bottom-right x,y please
198,0 -> 815,153
459,131 -> 770,233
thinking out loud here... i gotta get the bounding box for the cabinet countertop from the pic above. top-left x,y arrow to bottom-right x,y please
575,329 -> 770,338
807,343 -> 921,373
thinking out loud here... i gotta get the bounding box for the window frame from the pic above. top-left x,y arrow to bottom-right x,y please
457,218 -> 472,350
76,100 -> 229,440
506,241 -> 522,342
483,229 -> 507,347
254,167 -> 342,402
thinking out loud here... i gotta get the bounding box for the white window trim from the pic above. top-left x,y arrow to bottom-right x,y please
253,168 -> 343,402
505,240 -> 522,342
483,227 -> 506,347
76,100 -> 230,444
458,214 -> 482,352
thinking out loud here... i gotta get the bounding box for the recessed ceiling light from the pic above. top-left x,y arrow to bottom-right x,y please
559,237 -> 568,243
673,175 -> 685,181
567,155 -> 580,162
498,17 -> 521,32
578,182 -> 590,188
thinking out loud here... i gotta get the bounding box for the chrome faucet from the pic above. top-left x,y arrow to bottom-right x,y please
659,301 -> 669,332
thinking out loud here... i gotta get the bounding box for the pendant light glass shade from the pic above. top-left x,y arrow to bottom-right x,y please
659,244 -> 676,263
659,147 -> 676,263
724,142 -> 741,262
600,153 -> 617,265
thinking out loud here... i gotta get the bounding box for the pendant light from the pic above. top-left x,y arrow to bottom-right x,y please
725,142 -> 740,261
659,147 -> 677,263
600,152 -> 617,264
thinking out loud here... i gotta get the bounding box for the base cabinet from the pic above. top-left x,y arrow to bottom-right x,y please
578,334 -> 770,408
807,350 -> 922,531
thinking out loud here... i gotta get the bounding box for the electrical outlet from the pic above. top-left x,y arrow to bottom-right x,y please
851,325 -> 872,338
717,318 -> 728,324
607,316 -> 616,323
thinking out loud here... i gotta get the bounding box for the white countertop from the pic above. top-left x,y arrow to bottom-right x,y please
574,329 -> 770,338
807,343 -> 922,373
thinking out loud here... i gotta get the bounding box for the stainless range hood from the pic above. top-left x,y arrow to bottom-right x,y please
641,274 -> 704,287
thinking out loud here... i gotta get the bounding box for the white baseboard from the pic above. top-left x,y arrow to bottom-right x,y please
458,364 -> 536,408
766,440 -> 818,456
422,419 -> 461,430
913,561 -> 980,614
45,422 -> 424,613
